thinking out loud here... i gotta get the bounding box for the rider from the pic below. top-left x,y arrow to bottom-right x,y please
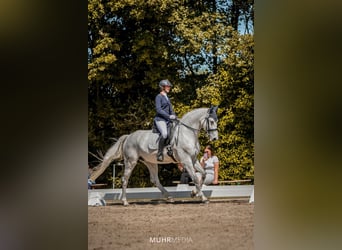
154,79 -> 177,161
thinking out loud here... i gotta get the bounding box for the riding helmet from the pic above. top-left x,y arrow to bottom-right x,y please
159,79 -> 172,88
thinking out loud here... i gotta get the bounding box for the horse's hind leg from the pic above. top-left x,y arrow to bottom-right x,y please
144,162 -> 174,203
121,159 -> 137,206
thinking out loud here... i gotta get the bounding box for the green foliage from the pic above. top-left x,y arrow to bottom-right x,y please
88,0 -> 254,186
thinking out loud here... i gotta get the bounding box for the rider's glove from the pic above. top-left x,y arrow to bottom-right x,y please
169,115 -> 177,120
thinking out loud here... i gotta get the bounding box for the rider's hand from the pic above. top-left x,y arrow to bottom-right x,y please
169,115 -> 177,120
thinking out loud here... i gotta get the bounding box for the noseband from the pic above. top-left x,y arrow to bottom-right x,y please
205,116 -> 218,133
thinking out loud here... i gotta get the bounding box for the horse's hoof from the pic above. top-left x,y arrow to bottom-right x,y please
123,201 -> 129,206
203,199 -> 209,204
190,190 -> 197,198
167,197 -> 175,203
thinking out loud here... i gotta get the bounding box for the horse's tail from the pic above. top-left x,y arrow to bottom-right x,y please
89,134 -> 129,182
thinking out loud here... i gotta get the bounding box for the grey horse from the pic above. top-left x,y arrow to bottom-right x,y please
89,106 -> 219,206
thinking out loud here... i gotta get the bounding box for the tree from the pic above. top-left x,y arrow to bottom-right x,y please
88,0 -> 254,186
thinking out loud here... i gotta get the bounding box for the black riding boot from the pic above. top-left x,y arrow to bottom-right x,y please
157,137 -> 165,162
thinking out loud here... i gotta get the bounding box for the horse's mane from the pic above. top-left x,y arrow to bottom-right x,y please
180,108 -> 208,123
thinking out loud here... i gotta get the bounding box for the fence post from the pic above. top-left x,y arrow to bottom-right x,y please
113,164 -> 115,189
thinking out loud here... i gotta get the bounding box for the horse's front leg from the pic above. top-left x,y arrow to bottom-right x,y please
197,185 -> 208,203
187,161 -> 208,203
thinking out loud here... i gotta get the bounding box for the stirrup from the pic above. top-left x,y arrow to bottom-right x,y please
157,153 -> 163,162
166,146 -> 173,157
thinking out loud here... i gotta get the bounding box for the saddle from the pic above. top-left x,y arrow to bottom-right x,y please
152,120 -> 160,134
151,120 -> 179,159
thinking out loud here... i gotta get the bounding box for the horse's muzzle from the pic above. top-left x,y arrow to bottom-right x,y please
210,135 -> 218,141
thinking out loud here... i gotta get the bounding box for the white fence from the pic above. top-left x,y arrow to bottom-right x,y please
88,184 -> 254,205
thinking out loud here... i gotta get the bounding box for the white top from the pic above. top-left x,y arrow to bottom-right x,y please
201,156 -> 219,174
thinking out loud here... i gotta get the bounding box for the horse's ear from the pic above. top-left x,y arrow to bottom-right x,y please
207,106 -> 218,121
207,106 -> 212,113
208,105 -> 218,113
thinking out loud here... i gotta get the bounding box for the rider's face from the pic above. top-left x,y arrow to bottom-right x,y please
164,86 -> 171,93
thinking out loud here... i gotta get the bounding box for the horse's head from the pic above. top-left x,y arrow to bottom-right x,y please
179,107 -> 219,141
204,106 -> 219,141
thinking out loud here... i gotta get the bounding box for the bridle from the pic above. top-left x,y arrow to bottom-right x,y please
179,114 -> 218,135
204,116 -> 219,133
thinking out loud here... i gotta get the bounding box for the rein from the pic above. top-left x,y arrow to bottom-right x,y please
179,117 -> 218,133
176,117 -> 218,145
179,121 -> 201,132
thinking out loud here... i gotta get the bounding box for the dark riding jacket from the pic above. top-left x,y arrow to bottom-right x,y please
154,93 -> 175,123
